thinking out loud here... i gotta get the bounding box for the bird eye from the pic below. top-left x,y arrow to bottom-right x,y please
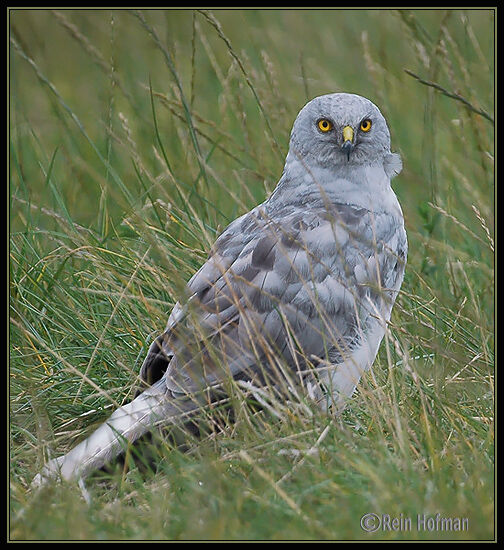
317,119 -> 333,133
360,119 -> 372,132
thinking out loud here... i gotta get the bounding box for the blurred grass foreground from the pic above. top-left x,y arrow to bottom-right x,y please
9,9 -> 494,541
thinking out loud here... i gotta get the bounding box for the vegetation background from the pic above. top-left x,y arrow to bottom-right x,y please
9,9 -> 494,541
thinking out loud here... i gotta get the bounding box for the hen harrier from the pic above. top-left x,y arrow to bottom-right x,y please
33,92 -> 407,486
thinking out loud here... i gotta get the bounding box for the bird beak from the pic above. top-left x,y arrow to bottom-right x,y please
341,125 -> 354,161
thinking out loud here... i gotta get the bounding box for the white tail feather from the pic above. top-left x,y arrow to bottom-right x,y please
32,381 -> 194,487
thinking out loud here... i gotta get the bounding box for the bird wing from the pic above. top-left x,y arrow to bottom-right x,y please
141,202 -> 406,396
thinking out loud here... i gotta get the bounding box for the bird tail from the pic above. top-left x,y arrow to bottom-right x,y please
31,380 -> 196,487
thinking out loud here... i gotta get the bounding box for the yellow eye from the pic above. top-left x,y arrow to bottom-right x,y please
317,119 -> 333,133
360,119 -> 372,132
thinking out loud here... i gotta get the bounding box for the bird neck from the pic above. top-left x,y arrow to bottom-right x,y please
267,150 -> 396,214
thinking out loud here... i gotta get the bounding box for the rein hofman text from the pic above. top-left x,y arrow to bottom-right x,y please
360,513 -> 469,533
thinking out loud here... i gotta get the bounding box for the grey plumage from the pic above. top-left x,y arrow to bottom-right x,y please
32,93 -> 407,486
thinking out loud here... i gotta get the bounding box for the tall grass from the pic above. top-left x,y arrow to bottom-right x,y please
9,9 -> 494,540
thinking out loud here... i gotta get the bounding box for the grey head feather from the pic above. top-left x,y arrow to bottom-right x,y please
384,152 -> 403,179
289,93 -> 393,167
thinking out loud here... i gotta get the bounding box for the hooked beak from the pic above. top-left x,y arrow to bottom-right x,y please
341,125 -> 354,161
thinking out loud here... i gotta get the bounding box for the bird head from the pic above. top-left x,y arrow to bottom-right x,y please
288,93 -> 393,168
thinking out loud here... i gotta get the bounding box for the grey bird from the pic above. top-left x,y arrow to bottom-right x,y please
32,92 -> 407,486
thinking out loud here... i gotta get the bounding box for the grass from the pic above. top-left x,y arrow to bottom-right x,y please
9,8 -> 494,541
